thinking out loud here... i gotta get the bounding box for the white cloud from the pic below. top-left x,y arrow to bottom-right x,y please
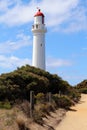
60,6 -> 87,33
0,0 -> 36,26
0,31 -> 32,71
41,0 -> 79,26
46,57 -> 72,67
0,55 -> 31,69
0,33 -> 32,54
0,0 -> 87,32
0,0 -> 12,12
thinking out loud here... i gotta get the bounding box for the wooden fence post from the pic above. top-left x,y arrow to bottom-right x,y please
48,92 -> 52,103
30,91 -> 34,118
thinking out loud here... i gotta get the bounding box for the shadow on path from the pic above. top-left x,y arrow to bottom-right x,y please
68,108 -> 77,112
78,101 -> 85,104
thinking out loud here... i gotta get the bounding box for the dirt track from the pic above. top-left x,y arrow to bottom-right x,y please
56,94 -> 87,130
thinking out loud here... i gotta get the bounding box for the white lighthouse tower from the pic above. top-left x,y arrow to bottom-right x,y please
32,9 -> 47,70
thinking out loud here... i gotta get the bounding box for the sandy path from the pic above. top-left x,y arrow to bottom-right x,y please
56,94 -> 87,130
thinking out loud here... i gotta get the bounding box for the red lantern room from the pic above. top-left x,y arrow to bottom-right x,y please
34,9 -> 44,24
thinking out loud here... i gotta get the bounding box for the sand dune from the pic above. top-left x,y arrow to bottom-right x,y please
56,94 -> 87,130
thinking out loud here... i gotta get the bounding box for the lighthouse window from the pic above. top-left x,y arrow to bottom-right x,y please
36,24 -> 38,28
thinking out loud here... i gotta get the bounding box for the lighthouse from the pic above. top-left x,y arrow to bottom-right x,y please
32,9 -> 47,70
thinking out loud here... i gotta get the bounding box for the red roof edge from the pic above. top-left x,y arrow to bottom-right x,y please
34,9 -> 44,17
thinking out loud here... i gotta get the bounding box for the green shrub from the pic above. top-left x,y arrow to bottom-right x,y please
69,90 -> 81,103
40,103 -> 53,115
35,93 -> 46,103
0,101 -> 11,109
79,88 -> 87,94
53,94 -> 73,109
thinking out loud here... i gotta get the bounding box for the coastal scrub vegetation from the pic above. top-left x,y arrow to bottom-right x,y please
75,80 -> 87,94
0,64 -> 80,104
0,65 -> 81,127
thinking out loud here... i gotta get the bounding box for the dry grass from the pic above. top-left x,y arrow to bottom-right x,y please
0,109 -> 18,130
16,115 -> 26,130
0,101 -> 66,130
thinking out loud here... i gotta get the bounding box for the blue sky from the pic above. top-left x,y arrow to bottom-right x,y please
0,0 -> 87,86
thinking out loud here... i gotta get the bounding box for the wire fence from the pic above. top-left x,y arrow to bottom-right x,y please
29,91 -> 61,118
